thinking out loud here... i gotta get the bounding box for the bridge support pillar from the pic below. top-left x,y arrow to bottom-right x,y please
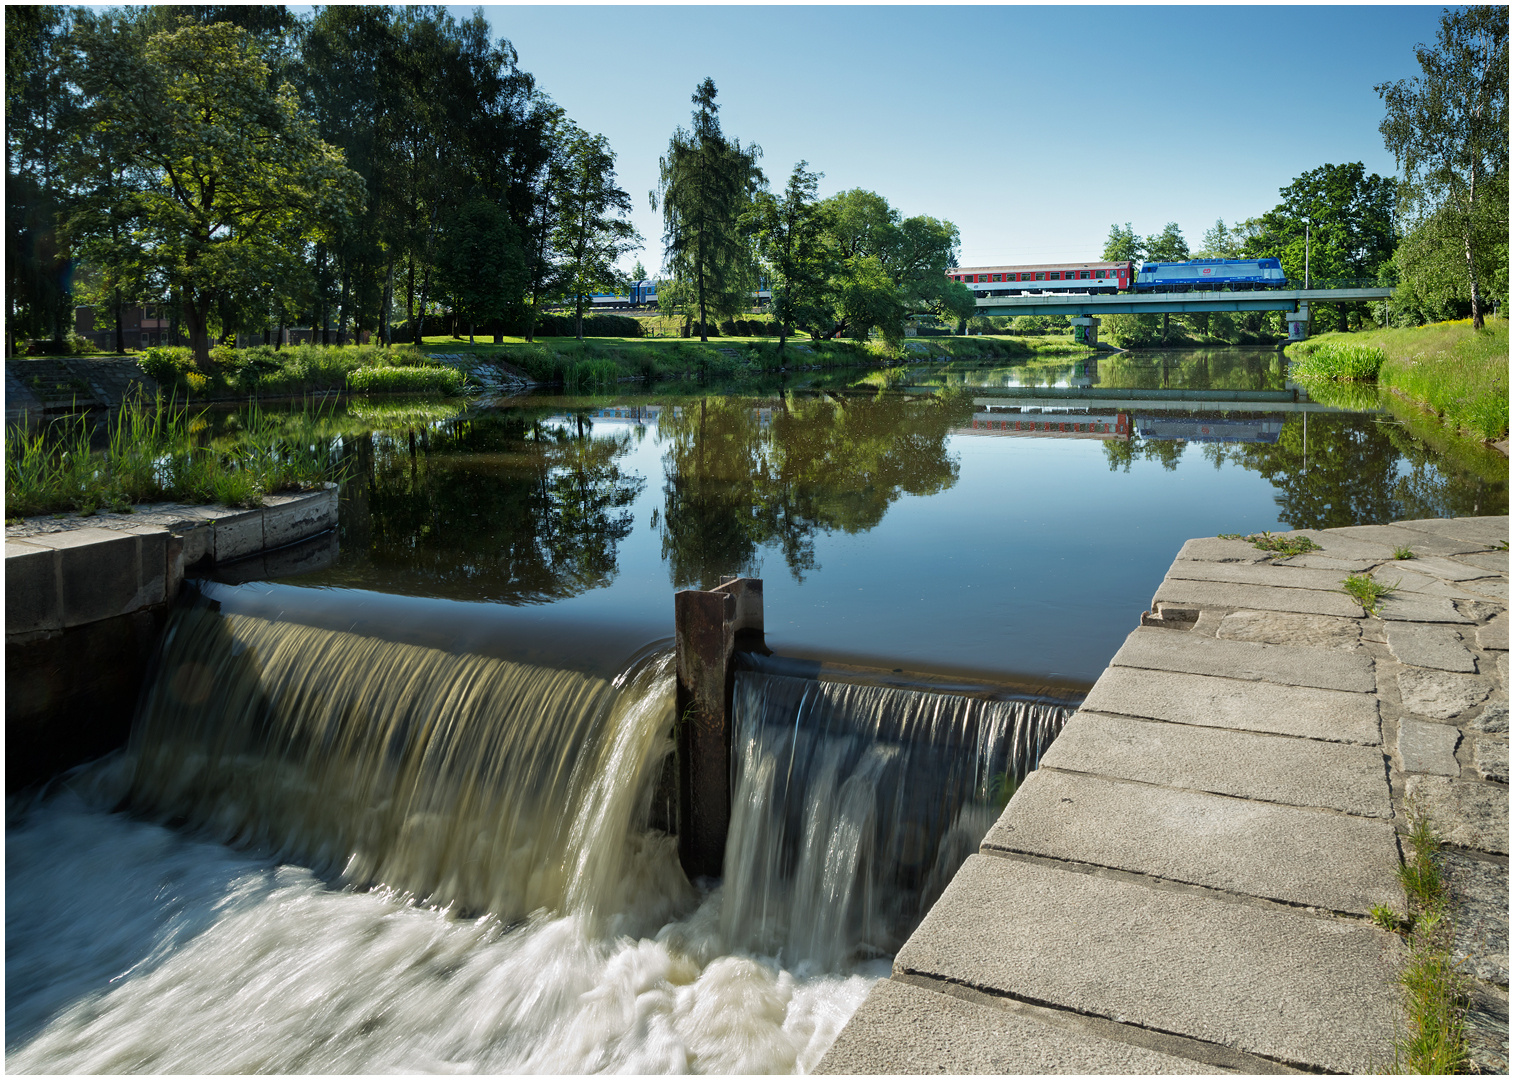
1071,317 -> 1100,347
1286,303 -> 1310,342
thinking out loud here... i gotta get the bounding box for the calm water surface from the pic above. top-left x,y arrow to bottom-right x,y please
277,347 -> 1506,685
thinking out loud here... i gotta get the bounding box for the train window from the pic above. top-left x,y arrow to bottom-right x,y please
1079,271 -> 1090,279
1049,272 -> 1061,280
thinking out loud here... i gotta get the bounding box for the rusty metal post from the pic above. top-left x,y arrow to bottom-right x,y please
674,577 -> 763,880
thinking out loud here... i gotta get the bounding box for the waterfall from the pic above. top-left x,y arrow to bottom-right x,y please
122,592 -> 688,929
720,669 -> 1074,971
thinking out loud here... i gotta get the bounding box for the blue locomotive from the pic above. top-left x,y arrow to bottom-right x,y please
1134,258 -> 1286,291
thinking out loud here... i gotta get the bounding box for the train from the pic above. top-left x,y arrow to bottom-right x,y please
947,257 -> 1287,297
588,280 -> 774,310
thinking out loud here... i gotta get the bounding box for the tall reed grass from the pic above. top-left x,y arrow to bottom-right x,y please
6,392 -> 345,520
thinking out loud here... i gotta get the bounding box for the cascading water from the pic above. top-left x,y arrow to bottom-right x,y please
7,584 -> 1076,1073
721,668 -> 1072,972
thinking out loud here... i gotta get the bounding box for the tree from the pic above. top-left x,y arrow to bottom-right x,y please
652,78 -> 764,341
1196,219 -> 1244,259
437,198 -> 525,343
6,6 -> 78,353
1102,222 -> 1143,265
552,126 -> 640,341
1242,163 -> 1397,330
66,19 -> 363,368
1143,222 -> 1189,264
1377,6 -> 1509,329
749,161 -> 835,356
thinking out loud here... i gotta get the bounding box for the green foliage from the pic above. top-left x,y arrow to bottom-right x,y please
653,78 -> 765,339
1102,222 -> 1142,264
137,345 -> 196,385
346,365 -> 466,395
1217,531 -> 1323,556
1393,546 -> 1417,560
65,18 -> 364,368
1287,341 -> 1388,381
1143,222 -> 1189,263
1342,572 -> 1393,614
1292,320 -> 1509,442
1389,805 -> 1468,1075
553,124 -> 641,340
438,198 -> 527,340
1377,6 -> 1509,330
6,391 -> 342,518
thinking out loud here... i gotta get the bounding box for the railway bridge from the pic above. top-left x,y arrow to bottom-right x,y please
972,286 -> 1394,343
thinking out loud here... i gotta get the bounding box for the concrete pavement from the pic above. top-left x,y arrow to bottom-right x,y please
818,516 -> 1509,1074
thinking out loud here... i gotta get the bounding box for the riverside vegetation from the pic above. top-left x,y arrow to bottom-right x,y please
1285,318 -> 1509,444
5,392 -> 344,520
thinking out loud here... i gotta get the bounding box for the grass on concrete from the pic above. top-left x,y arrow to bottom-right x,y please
1218,531 -> 1323,557
5,390 -> 343,520
1342,572 -> 1393,615
1388,805 -> 1469,1075
1287,318 -> 1509,442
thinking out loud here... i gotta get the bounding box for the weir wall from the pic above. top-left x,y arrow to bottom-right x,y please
5,486 -> 338,790
818,515 -> 1510,1075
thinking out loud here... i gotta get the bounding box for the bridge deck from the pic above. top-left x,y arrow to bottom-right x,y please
975,287 -> 1393,317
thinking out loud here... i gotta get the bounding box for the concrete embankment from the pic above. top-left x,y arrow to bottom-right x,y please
5,487 -> 338,790
819,515 -> 1509,1075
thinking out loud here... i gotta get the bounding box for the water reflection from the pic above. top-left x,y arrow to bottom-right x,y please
922,349 -> 1291,392
657,391 -> 974,589
325,408 -> 645,604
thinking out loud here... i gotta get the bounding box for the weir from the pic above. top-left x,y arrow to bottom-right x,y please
8,575 -> 1078,1070
118,579 -> 1072,946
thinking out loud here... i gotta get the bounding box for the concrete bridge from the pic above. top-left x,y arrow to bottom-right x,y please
973,286 -> 1393,317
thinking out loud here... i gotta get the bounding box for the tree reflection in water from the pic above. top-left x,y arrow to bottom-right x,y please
656,390 -> 974,589
1203,412 -> 1506,528
334,409 -> 645,603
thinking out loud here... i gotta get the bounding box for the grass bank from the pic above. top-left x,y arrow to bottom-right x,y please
140,343 -> 469,399
415,331 -> 1092,390
5,392 -> 344,520
1286,319 -> 1508,443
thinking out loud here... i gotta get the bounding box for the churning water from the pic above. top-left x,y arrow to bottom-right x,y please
7,586 -> 1072,1073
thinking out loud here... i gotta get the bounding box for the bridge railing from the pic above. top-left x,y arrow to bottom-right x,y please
1136,277 -> 1386,294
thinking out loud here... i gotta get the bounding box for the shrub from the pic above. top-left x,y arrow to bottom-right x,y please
1288,341 -> 1387,381
138,346 -> 196,385
346,365 -> 466,395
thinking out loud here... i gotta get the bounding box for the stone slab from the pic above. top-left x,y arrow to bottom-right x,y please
1397,718 -> 1462,776
1441,852 -> 1510,987
1386,623 -> 1478,673
1397,668 -> 1490,720
1328,523 -> 1493,557
6,540 -> 60,634
1461,577 -> 1511,603
1152,577 -> 1362,619
1111,628 -> 1376,693
1474,737 -> 1508,784
1289,529 -> 1399,561
1278,553 -> 1380,573
1039,711 -> 1392,817
1082,666 -> 1380,744
1374,590 -> 1474,624
893,855 -> 1404,1074
985,770 -> 1400,914
1164,559 -> 1358,592
815,979 -> 1202,1075
1392,516 -> 1510,548
1459,551 -> 1511,576
1404,775 -> 1509,854
1173,536 -> 1273,564
1398,555 -> 1503,583
1216,610 -> 1360,650
1474,695 -> 1510,732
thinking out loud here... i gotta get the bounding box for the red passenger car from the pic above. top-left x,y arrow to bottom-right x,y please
947,261 -> 1131,296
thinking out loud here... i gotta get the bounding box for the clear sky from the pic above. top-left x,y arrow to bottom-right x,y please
467,4 -> 1442,274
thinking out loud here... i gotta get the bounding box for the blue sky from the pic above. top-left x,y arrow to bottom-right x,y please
468,4 -> 1441,273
